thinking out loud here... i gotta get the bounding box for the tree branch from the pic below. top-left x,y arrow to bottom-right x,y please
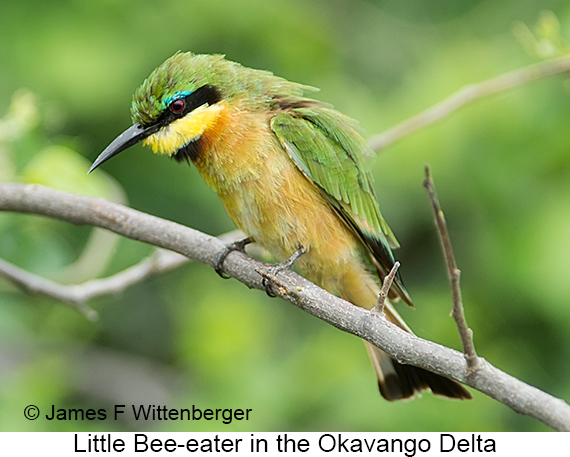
0,257 -> 99,320
0,230 -> 247,318
423,166 -> 479,370
369,54 -> 570,151
1,183 -> 569,431
371,261 -> 400,316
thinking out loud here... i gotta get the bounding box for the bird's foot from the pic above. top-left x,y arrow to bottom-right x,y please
262,245 -> 306,297
214,237 -> 254,278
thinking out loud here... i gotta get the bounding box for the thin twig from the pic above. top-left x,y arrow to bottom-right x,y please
0,257 -> 98,320
1,183 -> 569,430
423,165 -> 479,370
0,231 -> 246,315
369,54 -> 570,151
371,261 -> 400,315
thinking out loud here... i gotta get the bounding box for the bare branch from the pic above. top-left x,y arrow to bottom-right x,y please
1,183 -> 569,430
369,54 -> 570,151
371,261 -> 400,316
0,257 -> 98,320
423,166 -> 479,370
0,230 -> 246,314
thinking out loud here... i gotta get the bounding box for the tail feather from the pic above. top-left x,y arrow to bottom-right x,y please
363,299 -> 471,400
366,342 -> 472,401
336,261 -> 472,401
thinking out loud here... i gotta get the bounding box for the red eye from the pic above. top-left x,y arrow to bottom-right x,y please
170,99 -> 185,114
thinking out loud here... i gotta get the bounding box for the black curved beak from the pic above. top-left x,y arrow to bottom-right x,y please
88,122 -> 160,173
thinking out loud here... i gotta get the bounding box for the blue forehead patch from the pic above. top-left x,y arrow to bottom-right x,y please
163,90 -> 193,107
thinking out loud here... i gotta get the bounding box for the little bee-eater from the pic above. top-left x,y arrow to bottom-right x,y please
90,52 -> 471,401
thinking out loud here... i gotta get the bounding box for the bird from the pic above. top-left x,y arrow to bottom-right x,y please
89,51 -> 471,401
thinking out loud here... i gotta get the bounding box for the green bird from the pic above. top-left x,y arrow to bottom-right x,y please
90,52 -> 471,401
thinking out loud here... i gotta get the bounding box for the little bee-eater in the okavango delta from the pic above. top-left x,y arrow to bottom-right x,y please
90,51 -> 471,401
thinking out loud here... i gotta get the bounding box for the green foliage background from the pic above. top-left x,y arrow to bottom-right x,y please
1,0 -> 569,432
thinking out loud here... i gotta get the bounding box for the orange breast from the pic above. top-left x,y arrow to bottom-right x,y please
192,103 -> 378,306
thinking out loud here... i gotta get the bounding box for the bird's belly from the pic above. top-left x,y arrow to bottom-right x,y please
231,179 -> 379,308
192,118 -> 378,304
217,158 -> 366,291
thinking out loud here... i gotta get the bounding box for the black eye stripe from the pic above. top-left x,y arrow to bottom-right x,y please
156,85 -> 221,127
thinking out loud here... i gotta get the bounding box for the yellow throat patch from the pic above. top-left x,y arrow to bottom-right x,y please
143,103 -> 223,156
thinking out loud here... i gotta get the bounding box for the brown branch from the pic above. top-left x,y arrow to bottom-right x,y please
423,166 -> 479,370
1,183 -> 570,431
369,54 -> 570,151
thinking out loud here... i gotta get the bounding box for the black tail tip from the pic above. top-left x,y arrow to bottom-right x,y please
378,365 -> 472,401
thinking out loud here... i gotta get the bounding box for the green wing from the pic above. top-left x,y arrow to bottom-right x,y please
270,105 -> 412,305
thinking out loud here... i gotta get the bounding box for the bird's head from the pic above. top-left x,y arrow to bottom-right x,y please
89,51 -> 311,172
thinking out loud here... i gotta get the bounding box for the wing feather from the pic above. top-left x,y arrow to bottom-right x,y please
270,106 -> 412,305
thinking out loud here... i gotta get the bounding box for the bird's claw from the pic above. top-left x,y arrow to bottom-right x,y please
214,237 -> 254,278
262,245 -> 306,297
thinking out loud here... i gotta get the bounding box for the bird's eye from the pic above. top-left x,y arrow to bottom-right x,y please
170,99 -> 185,114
